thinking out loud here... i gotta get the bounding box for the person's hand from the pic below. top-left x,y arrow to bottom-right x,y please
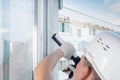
60,41 -> 76,60
62,64 -> 75,80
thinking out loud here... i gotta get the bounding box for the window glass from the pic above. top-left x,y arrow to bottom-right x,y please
0,0 -> 34,80
0,0 -> 3,79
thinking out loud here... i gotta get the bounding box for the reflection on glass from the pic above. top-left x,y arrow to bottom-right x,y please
0,0 -> 34,80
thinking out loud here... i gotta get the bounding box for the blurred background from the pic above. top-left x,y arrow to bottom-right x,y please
0,0 -> 120,80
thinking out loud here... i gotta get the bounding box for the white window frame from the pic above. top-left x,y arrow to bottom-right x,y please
33,0 -> 59,68
33,0 -> 48,68
33,0 -> 62,79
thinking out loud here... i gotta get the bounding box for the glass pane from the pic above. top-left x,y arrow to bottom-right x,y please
0,0 -> 34,80
0,0 -> 3,79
